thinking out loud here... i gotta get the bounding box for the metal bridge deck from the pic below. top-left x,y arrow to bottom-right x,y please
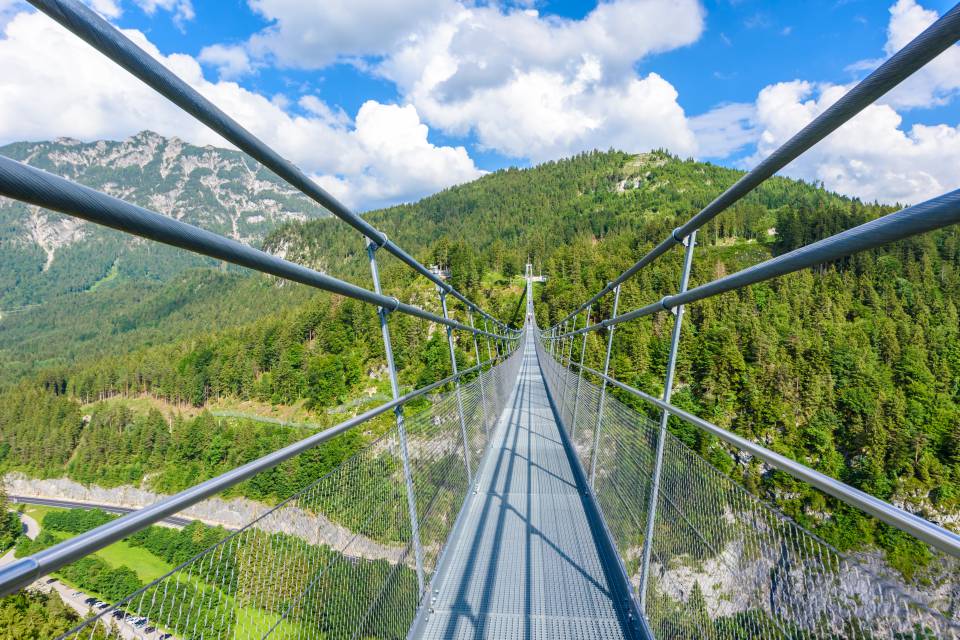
416,333 -> 638,639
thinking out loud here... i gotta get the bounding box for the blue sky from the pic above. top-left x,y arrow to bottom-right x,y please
0,0 -> 959,209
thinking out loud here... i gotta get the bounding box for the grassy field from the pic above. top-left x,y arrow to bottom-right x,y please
80,393 -> 202,418
21,503 -> 60,524
94,539 -> 172,582
22,505 -> 343,638
21,505 -> 172,583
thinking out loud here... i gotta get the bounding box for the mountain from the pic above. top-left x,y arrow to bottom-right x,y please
0,131 -> 327,306
0,149 -> 957,588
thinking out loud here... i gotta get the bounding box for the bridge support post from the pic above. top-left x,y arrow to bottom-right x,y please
483,318 -> 494,363
562,317 -> 577,422
558,319 -> 572,421
639,230 -> 697,613
440,289 -> 473,485
366,240 -> 425,596
469,311 -> 489,437
589,284 -> 621,488
570,306 -> 592,442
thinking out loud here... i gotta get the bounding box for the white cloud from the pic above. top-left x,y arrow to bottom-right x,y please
198,43 -> 254,79
245,0 -> 455,68
377,0 -> 705,160
89,0 -> 122,19
878,0 -> 960,109
747,80 -> 960,204
214,0 -> 704,161
689,102 -> 756,159
133,0 -> 194,24
317,101 -> 482,209
693,0 -> 960,204
0,0 -> 25,29
0,10 -> 481,210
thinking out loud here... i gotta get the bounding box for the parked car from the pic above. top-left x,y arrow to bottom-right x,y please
145,627 -> 156,633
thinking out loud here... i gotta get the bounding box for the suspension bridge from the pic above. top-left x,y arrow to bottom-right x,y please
1,1 -> 960,638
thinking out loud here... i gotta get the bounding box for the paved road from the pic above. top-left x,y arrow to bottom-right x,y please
0,512 -> 39,567
10,495 -> 195,527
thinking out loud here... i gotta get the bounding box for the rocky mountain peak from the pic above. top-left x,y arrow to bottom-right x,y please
0,131 -> 328,304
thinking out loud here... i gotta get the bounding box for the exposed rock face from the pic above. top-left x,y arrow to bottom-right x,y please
0,131 -> 327,304
4,472 -> 405,565
643,519 -> 960,636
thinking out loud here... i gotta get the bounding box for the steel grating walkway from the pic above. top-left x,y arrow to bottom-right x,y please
415,332 -> 639,639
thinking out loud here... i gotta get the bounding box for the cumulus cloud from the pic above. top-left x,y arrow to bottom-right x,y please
0,0 -> 26,29
220,0 -> 704,161
0,10 -> 481,210
696,0 -> 960,204
377,0 -> 705,160
316,101 -> 481,209
747,80 -> 960,204
244,0 -> 455,69
89,0 -> 121,18
876,0 -> 960,109
133,0 -> 195,29
198,43 -> 254,80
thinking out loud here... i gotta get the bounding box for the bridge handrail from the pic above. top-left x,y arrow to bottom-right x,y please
557,354 -> 960,559
554,187 -> 960,338
548,3 -> 960,331
25,0 -> 507,331
0,156 -> 510,340
0,349 -> 517,598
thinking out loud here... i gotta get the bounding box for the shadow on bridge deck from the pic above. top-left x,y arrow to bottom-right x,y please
413,333 -> 641,639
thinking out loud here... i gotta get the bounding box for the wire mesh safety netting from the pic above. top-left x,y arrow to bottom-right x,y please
51,344 -> 523,640
536,332 -> 960,640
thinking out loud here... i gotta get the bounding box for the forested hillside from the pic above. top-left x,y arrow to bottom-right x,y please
1,149 -> 958,580
227,149 -> 960,573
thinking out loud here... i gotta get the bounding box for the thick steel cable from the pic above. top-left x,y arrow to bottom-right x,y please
557,187 -> 960,338
0,155 -> 511,340
550,2 -> 960,330
26,0 -> 507,331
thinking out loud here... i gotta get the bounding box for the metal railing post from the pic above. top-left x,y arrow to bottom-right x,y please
558,320 -> 570,411
366,240 -> 425,595
560,317 -> 578,423
549,327 -> 556,356
638,230 -> 697,612
483,318 -> 494,363
589,284 -> 621,488
469,311 -> 489,436
570,306 -> 592,441
440,288 -> 473,484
